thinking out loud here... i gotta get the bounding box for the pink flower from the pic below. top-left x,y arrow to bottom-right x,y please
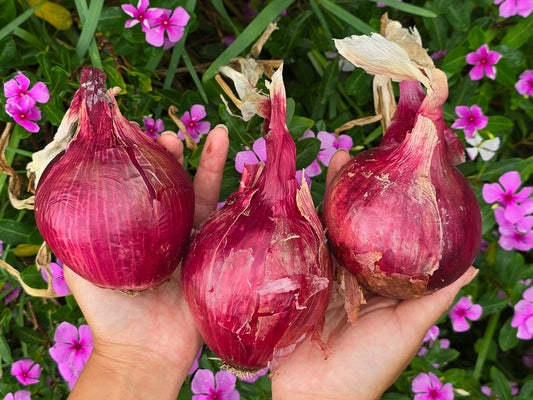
191,369 -> 240,400
494,0 -> 533,18
302,130 -> 353,167
494,205 -> 533,251
1,282 -> 21,304
523,346 -> 533,367
178,104 -> 211,143
40,261 -> 70,296
235,136 -> 320,187
412,372 -> 454,400
482,171 -> 533,223
144,7 -> 190,47
451,105 -> 488,138
466,44 -> 502,80
418,326 -> 451,358
449,296 -> 482,332
50,322 -> 93,370
235,137 -> 266,173
5,96 -> 42,133
188,348 -> 202,375
481,381 -> 520,397
3,71 -> 49,107
11,359 -> 41,385
142,116 -> 164,139
512,287 -> 533,339
465,133 -> 500,161
239,367 -> 268,383
3,390 -> 31,400
515,70 -> 533,96
431,49 -> 448,60
121,0 -> 163,29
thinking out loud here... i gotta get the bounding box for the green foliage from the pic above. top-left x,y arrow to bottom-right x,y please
0,0 -> 532,398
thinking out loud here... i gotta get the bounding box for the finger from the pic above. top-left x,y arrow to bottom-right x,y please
395,266 -> 479,335
156,131 -> 184,164
326,149 -> 350,188
193,125 -> 229,227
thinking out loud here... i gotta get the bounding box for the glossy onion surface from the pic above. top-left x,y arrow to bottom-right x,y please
34,68 -> 194,291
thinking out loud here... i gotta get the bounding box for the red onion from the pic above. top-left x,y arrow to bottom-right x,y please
181,66 -> 332,372
323,31 -> 481,299
34,67 -> 194,292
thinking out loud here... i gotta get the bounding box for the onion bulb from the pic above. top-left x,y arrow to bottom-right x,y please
181,65 -> 332,372
323,26 -> 481,299
34,67 -> 194,292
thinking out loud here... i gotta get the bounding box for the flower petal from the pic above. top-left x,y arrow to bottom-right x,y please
215,370 -> 236,393
27,82 -> 50,103
191,369 -> 215,395
411,372 -> 431,393
469,64 -> 485,80
252,137 -> 267,162
235,150 -> 259,173
54,321 -> 78,344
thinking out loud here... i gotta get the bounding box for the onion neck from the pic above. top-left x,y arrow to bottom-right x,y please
76,67 -> 116,147
263,85 -> 296,203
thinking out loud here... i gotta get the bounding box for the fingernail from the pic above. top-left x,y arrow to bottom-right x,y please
160,130 -> 178,138
214,124 -> 228,133
462,267 -> 479,286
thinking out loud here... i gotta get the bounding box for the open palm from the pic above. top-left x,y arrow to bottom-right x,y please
271,150 -> 478,400
65,126 -> 229,399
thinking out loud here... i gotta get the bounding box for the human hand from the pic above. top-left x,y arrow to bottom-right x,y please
65,125 -> 229,400
270,149 -> 478,400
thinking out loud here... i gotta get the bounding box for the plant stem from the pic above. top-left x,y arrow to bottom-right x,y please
474,311 -> 500,379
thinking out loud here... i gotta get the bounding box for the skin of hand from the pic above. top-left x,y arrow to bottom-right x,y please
270,149 -> 479,400
65,126 -> 229,400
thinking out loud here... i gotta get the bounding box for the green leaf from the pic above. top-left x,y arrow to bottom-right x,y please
295,138 -> 321,170
0,308 -> 12,330
203,0 -> 296,82
0,219 -> 34,245
498,320 -> 520,351
288,116 -> 314,137
467,25 -> 486,50
0,37 -> 17,72
0,334 -> 13,364
41,99 -> 65,126
486,115 -> 513,132
490,366 -> 513,400
20,264 -> 47,289
501,17 -> 533,49
12,325 -> 45,345
320,0 -> 373,35
345,68 -> 371,96
441,47 -> 469,75
103,58 -> 127,93
494,59 -> 517,86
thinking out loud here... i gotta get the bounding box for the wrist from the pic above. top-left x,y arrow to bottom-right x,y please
69,339 -> 201,400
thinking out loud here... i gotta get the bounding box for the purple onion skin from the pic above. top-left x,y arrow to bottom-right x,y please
382,80 -> 465,165
34,68 -> 194,291
323,74 -> 481,299
181,69 -> 331,371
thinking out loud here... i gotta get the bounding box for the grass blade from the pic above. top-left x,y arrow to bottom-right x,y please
320,0 -> 374,35
202,0 -> 295,83
75,0 -> 104,62
0,0 -> 45,41
367,0 -> 437,18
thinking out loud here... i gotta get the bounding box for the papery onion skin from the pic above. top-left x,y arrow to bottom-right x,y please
323,71 -> 481,299
34,67 -> 194,291
181,67 -> 331,371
